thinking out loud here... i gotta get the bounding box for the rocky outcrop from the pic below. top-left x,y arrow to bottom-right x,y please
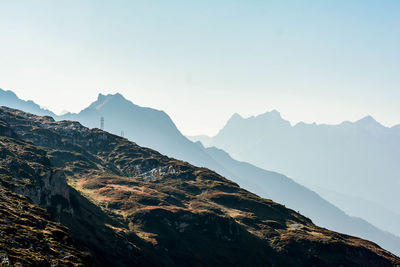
0,132 -> 72,215
0,186 -> 91,266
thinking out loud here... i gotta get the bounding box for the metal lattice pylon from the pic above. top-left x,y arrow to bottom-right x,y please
100,116 -> 104,130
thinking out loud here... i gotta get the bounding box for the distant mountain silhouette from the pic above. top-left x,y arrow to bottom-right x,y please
192,110 -> 400,237
186,134 -> 213,147
198,143 -> 400,256
2,89 -> 400,255
0,88 -> 56,117
60,93 -> 229,175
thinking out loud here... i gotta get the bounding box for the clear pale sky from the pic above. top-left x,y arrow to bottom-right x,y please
0,0 -> 399,136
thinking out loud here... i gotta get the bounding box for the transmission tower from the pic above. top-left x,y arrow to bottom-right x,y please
100,116 -> 104,130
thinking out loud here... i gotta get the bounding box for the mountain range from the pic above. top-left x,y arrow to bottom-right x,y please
1,87 -> 400,257
1,105 -> 399,266
189,110 -> 400,238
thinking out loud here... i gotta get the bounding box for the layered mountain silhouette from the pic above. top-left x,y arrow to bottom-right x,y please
61,93 -> 228,175
1,106 -> 400,266
0,89 -> 227,174
191,110 -> 400,238
0,89 -> 56,117
196,144 -> 400,256
1,88 -> 400,256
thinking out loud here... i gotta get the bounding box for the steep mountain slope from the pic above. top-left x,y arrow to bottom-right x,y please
187,134 -> 213,147
0,187 -> 91,266
310,185 -> 400,241
59,93 -> 400,255
199,144 -> 400,256
0,122 -> 92,266
198,111 -> 400,236
0,88 -> 230,181
2,90 -> 400,256
1,106 -> 400,266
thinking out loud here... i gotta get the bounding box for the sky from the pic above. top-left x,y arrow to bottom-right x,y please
0,0 -> 399,136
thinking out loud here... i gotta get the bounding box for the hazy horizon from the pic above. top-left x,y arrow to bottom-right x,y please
1,0 -> 400,135
2,88 -> 399,136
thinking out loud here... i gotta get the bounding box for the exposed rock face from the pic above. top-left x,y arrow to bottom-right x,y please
0,185 -> 91,266
0,133 -> 72,214
0,106 -> 400,267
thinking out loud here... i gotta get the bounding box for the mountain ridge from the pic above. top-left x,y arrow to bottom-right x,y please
2,88 -> 400,256
219,110 -> 395,130
0,88 -> 56,117
196,109 -> 400,238
1,105 -> 400,266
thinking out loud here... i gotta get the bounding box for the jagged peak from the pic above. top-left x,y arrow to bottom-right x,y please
355,115 -> 383,128
230,112 -> 243,120
97,92 -> 126,102
358,115 -> 375,122
89,92 -> 134,111
223,110 -> 290,131
0,88 -> 18,98
223,113 -> 243,126
228,110 -> 283,122
194,141 -> 205,149
256,109 -> 282,120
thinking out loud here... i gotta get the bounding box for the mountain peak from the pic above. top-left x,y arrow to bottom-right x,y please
359,115 -> 375,122
257,109 -> 282,120
228,113 -> 244,122
97,92 -> 126,101
0,88 -> 55,117
0,88 -> 18,98
355,115 -> 383,128
90,92 -> 134,111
